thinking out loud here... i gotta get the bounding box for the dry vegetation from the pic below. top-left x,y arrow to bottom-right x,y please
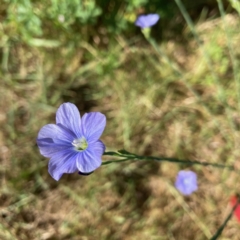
1,6 -> 240,240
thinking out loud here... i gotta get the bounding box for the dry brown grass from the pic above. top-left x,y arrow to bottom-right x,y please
1,13 -> 240,240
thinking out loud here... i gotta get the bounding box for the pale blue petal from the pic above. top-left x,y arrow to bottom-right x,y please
37,138 -> 73,158
76,141 -> 104,173
81,112 -> 106,143
90,140 -> 106,156
135,14 -> 160,28
56,103 -> 82,137
37,124 -> 76,143
48,149 -> 78,181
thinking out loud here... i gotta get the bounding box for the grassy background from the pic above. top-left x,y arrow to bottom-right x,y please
1,0 -> 240,239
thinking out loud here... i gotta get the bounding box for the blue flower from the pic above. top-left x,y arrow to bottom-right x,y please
36,102 -> 106,181
135,13 -> 160,29
175,170 -> 198,196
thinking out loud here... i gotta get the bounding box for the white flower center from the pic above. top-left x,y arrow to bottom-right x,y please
72,137 -> 88,151
183,178 -> 191,185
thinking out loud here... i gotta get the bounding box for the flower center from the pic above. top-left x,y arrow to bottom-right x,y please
72,137 -> 88,151
183,178 -> 191,185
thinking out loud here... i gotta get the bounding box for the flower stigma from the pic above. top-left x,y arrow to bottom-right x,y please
72,138 -> 88,151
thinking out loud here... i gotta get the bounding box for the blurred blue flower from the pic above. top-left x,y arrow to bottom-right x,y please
37,102 -> 106,181
135,13 -> 160,29
175,170 -> 198,196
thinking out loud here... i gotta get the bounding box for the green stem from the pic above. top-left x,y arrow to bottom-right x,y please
103,151 -> 235,171
210,195 -> 240,240
102,158 -> 134,165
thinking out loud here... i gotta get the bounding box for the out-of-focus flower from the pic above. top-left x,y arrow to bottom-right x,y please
58,15 -> 65,23
230,195 -> 240,221
135,13 -> 160,29
175,170 -> 198,196
37,102 -> 106,181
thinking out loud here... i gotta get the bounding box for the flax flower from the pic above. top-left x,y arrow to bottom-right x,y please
175,170 -> 198,196
135,13 -> 160,29
37,103 -> 106,181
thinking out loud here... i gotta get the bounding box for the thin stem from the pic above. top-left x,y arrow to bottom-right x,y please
210,195 -> 240,240
102,158 -> 134,165
138,156 -> 234,170
103,151 -> 235,171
